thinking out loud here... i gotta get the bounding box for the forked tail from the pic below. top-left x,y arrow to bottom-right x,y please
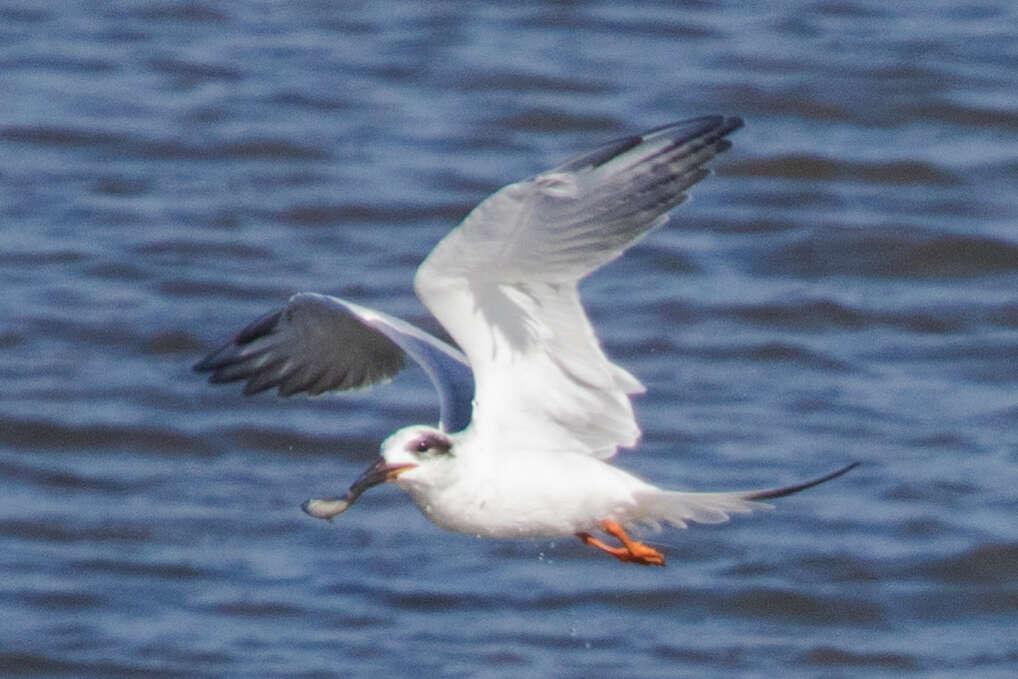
635,462 -> 859,529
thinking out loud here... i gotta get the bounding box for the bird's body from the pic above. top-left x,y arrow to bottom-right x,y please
383,426 -> 654,538
196,116 -> 856,565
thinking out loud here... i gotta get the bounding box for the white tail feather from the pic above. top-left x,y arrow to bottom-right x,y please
635,490 -> 773,529
635,462 -> 859,529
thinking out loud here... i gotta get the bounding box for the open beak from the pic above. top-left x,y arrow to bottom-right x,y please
301,459 -> 417,522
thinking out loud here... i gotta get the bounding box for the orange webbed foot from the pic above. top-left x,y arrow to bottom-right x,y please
576,519 -> 666,566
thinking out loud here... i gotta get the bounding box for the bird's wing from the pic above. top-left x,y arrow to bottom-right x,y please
193,292 -> 474,433
415,116 -> 743,458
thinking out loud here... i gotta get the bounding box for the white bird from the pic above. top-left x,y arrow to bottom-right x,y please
195,116 -> 856,566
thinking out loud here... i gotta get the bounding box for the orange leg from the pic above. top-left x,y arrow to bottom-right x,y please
576,519 -> 665,566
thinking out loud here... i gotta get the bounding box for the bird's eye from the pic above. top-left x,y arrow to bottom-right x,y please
406,433 -> 452,457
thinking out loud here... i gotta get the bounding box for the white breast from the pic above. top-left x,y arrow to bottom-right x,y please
402,448 -> 655,538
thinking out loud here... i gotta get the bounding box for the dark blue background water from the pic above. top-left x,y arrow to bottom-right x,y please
2,1 -> 1017,677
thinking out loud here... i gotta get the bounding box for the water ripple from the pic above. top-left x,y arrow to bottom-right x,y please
3,2 -> 1017,677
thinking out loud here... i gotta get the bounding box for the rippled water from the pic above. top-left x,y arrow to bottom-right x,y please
3,1 -> 1017,677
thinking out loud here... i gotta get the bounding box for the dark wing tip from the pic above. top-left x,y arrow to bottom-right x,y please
193,294 -> 410,400
721,115 -> 744,134
554,115 -> 743,175
193,308 -> 282,373
192,355 -> 213,373
234,308 -> 284,345
643,114 -> 743,147
647,113 -> 742,135
555,134 -> 643,173
746,461 -> 860,501
653,115 -> 743,161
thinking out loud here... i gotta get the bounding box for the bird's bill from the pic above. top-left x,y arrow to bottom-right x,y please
348,458 -> 417,495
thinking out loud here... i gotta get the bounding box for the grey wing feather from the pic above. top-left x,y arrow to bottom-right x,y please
413,116 -> 742,456
529,115 -> 744,277
194,292 -> 474,433
423,115 -> 743,282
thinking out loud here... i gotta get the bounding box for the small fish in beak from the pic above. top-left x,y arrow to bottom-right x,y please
301,459 -> 417,521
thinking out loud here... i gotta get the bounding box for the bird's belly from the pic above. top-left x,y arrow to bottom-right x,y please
414,491 -> 588,538
404,461 -> 642,538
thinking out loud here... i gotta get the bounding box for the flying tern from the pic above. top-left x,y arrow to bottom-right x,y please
195,116 -> 856,566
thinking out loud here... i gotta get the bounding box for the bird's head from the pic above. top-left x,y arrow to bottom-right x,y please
302,425 -> 457,521
346,425 -> 456,498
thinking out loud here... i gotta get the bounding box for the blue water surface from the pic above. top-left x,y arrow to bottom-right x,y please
2,1 -> 1017,677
